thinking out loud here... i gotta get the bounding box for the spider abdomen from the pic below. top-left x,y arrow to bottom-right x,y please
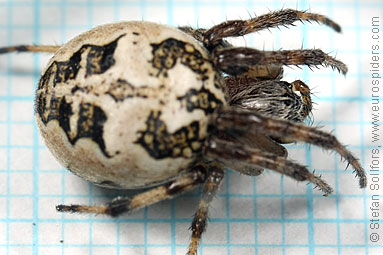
35,21 -> 226,189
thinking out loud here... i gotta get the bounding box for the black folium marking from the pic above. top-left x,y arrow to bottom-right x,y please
86,35 -> 124,76
178,87 -> 223,114
151,38 -> 210,80
75,103 -> 110,157
135,111 -> 203,159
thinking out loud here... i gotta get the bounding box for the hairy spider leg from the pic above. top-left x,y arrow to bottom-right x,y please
206,138 -> 333,194
0,45 -> 60,54
203,9 -> 341,46
56,162 -> 209,216
291,80 -> 313,120
57,161 -> 225,255
213,108 -> 367,188
214,47 -> 348,75
188,162 -> 224,255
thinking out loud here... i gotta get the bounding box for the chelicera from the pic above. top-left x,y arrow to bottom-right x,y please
1,9 -> 367,255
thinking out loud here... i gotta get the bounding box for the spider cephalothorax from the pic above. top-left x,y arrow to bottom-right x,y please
0,9 -> 366,255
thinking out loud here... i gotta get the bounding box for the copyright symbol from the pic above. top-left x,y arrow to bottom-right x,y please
370,233 -> 380,242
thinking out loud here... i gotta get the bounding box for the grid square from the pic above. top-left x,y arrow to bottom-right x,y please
338,197 -> 365,219
315,247 -> 338,255
201,247 -> 227,255
66,6 -> 89,26
10,101 -> 34,122
339,223 -> 365,245
313,197 -> 338,219
369,248 -> 383,255
147,200 -> 171,219
257,222 -> 282,245
258,247 -> 283,255
146,6 -> 168,23
120,247 -> 145,255
39,248 -> 66,255
10,75 -> 34,97
229,222 -> 254,244
285,223 -> 308,245
92,248 -> 117,255
256,172 -> 281,194
38,197 -> 63,219
11,6 -> 34,26
9,172 -> 33,195
147,247 -> 172,255
117,6 -> 143,21
0,76 -> 7,96
9,247 -> 33,255
41,5 -> 62,26
0,102 -> 7,122
10,148 -> 33,170
341,248 -> 367,255
92,222 -> 117,245
285,247 -> 309,255
229,197 -> 254,218
0,124 -> 7,146
314,223 -> 338,245
9,197 -> 33,219
0,222 -> 6,244
38,222 -> 62,244
230,247 -> 255,254
10,124 -> 34,146
284,197 -> 308,219
147,223 -> 171,245
0,173 -> 6,195
64,222 -> 90,245
93,6 -> 115,25
39,173 -> 63,195
256,197 -> 282,219
119,223 -> 145,245
203,222 -> 227,244
9,222 -> 33,244
39,148 -> 62,170
229,171 -> 254,195
0,148 -> 7,169
0,198 -> 6,219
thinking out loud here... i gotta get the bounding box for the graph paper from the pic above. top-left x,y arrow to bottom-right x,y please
0,0 -> 382,254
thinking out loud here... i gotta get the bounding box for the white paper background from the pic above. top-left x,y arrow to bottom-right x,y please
0,0 -> 382,255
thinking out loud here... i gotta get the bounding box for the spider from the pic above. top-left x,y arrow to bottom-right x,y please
0,9 -> 367,255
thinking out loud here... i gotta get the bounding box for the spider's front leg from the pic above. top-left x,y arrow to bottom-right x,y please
214,47 -> 348,75
203,9 -> 341,47
214,108 -> 367,188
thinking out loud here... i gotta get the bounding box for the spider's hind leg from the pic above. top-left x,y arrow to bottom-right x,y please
0,45 -> 60,54
56,162 -> 209,217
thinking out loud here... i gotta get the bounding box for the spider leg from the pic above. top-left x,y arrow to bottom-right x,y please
206,138 -> 333,194
188,162 -> 224,255
214,47 -> 347,75
56,162 -> 208,217
203,9 -> 341,46
213,108 -> 367,188
0,45 -> 60,54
